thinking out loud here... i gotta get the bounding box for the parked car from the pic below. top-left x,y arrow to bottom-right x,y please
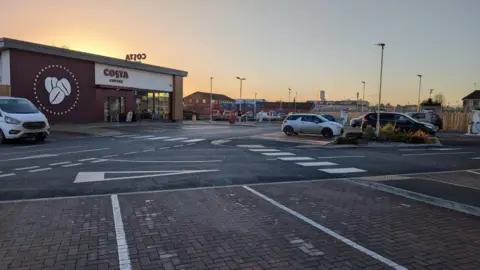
361,112 -> 436,135
281,113 -> 344,138
350,115 -> 364,127
0,97 -> 50,143
321,114 -> 336,122
406,112 -> 443,130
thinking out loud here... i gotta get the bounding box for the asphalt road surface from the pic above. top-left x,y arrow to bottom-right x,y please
1,122 -> 480,270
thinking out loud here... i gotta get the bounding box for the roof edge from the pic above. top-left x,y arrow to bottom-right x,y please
0,37 -> 188,77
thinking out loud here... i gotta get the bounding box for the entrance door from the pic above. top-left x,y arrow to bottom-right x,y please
104,96 -> 125,122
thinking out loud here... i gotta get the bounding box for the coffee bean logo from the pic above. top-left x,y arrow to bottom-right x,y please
33,65 -> 80,116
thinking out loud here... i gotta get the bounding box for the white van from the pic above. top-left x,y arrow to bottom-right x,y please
0,97 -> 50,143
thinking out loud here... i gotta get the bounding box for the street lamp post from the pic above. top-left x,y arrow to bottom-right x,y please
210,77 -> 213,122
375,43 -> 385,137
236,77 -> 246,121
361,81 -> 366,113
294,92 -> 298,113
254,92 -> 257,119
288,88 -> 291,110
429,88 -> 434,99
417,74 -> 422,112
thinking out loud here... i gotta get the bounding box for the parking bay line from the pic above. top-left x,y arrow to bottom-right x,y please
15,166 -> 40,171
29,167 -> 52,172
320,168 -> 367,174
243,186 -> 407,270
278,157 -> 315,161
249,149 -> 280,152
49,161 -> 71,166
317,156 -> 365,159
261,152 -> 295,156
111,195 -> 132,270
402,152 -> 475,157
0,173 -> 16,178
296,162 -> 337,167
62,163 -> 83,167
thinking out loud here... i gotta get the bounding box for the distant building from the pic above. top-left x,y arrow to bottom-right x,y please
311,100 -> 370,112
235,98 -> 267,104
462,90 -> 480,111
183,91 -> 235,117
320,90 -> 326,101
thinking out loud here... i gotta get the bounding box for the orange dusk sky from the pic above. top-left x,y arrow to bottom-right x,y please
1,0 -> 479,105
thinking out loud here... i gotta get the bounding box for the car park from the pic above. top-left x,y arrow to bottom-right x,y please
406,111 -> 443,130
0,97 -> 50,143
281,113 -> 344,138
361,112 -> 436,135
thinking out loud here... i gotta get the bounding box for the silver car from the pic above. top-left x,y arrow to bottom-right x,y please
281,113 -> 344,138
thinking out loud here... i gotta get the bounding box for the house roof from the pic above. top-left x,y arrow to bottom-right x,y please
0,37 -> 188,77
184,91 -> 235,101
462,90 -> 480,100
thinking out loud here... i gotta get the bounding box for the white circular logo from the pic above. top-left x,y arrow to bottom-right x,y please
33,65 -> 80,115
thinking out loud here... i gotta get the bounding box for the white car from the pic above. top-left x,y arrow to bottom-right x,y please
281,113 -> 344,138
0,97 -> 50,143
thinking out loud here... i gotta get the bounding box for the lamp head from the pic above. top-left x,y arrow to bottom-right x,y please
375,43 -> 385,47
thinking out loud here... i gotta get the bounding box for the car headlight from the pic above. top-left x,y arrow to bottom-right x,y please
5,116 -> 21,125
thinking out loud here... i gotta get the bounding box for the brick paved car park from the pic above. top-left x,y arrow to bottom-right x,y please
1,176 -> 480,270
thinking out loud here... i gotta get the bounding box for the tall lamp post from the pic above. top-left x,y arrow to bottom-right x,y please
361,81 -> 366,113
417,74 -> 422,112
294,91 -> 298,113
209,77 -> 213,122
236,77 -> 246,121
375,43 -> 385,137
254,92 -> 257,118
429,88 -> 434,99
288,88 -> 291,110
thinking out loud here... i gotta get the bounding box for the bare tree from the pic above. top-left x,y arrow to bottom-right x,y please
434,93 -> 445,105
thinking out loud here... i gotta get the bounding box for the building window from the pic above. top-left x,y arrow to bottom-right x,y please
202,99 -> 206,104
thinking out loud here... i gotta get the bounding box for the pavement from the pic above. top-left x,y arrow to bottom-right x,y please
1,122 -> 480,269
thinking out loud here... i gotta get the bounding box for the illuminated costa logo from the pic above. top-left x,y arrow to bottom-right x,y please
103,69 -> 129,79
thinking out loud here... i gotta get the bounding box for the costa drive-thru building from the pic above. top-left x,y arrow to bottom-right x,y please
0,37 -> 187,123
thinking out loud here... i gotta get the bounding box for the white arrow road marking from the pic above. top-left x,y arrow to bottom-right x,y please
74,170 -> 220,183
0,154 -> 58,161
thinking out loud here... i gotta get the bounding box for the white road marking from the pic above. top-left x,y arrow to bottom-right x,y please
249,149 -> 280,152
278,157 -> 315,161
75,170 -> 220,183
164,137 -> 188,141
402,152 -> 475,156
182,139 -> 206,143
173,145 -> 184,148
317,156 -> 365,159
237,145 -> 264,148
296,162 -> 337,167
130,135 -> 155,139
186,143 -> 195,146
124,152 -> 138,155
78,158 -> 97,162
114,134 -> 136,138
261,152 -> 295,156
49,161 -> 71,166
62,163 -> 83,167
91,159 -> 108,163
0,145 -> 85,156
15,166 -> 40,171
1,154 -> 58,161
59,148 -> 109,155
399,148 -> 461,151
147,136 -> 170,140
111,195 -> 132,270
29,167 -> 52,172
142,149 -> 155,152
320,168 -> 366,174
467,170 -> 480,175
102,154 -> 119,158
101,159 -> 221,164
0,173 -> 15,178
211,139 -> 231,145
157,147 -> 171,150
243,186 -> 406,270
14,145 -> 40,149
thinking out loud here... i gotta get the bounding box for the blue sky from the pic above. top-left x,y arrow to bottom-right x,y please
1,0 -> 479,105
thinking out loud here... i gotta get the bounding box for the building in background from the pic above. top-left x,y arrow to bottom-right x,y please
311,100 -> 370,112
183,91 -> 235,117
0,37 -> 187,123
319,90 -> 326,101
462,90 -> 480,111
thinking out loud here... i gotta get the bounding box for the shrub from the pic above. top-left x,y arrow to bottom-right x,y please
362,125 -> 376,140
334,136 -> 358,145
379,123 -> 397,141
404,130 -> 430,144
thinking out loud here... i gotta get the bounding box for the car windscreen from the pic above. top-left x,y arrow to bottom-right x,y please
0,99 -> 39,114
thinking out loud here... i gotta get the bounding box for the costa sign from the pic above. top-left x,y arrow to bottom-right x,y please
125,53 -> 147,62
103,68 -> 129,79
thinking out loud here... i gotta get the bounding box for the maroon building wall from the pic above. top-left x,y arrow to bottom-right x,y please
9,49 -> 96,123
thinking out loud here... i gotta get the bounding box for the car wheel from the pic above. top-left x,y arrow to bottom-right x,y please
322,128 -> 334,138
35,135 -> 47,142
283,126 -> 295,136
0,130 -> 4,144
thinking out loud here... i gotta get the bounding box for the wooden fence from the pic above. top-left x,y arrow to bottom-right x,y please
0,85 -> 11,96
316,111 -> 471,132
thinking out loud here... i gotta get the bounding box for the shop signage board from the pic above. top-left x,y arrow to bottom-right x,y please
94,63 -> 173,92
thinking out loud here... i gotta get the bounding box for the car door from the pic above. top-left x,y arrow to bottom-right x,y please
394,114 -> 415,132
312,116 -> 328,134
380,113 -> 396,127
299,115 -> 315,133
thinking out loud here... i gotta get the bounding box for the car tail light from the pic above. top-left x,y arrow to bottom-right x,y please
362,115 -> 368,122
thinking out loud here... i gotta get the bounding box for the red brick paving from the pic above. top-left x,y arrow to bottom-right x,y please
252,180 -> 480,269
